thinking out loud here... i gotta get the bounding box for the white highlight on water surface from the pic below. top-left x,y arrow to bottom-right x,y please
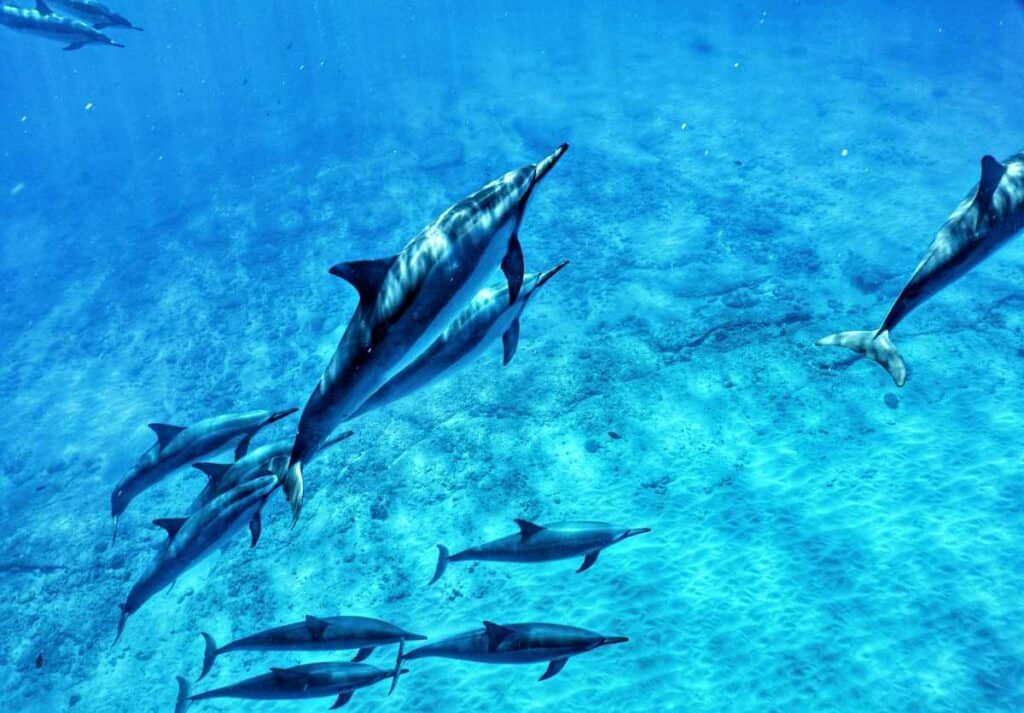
841,148 -> 848,157
10,182 -> 24,197
84,102 -> 94,111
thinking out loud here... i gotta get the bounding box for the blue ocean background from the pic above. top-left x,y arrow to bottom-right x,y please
3,1 -> 1024,710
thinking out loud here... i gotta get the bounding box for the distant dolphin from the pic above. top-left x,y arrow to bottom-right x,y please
48,0 -> 142,31
817,151 -> 1024,386
114,475 -> 278,645
403,621 -> 628,680
429,520 -> 650,585
175,662 -> 403,713
0,0 -> 124,49
110,407 -> 296,541
285,144 -> 569,521
199,615 -> 426,680
352,261 -> 569,418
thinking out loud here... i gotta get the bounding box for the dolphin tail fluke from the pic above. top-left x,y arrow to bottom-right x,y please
815,329 -> 907,387
199,632 -> 218,680
174,676 -> 192,713
429,544 -> 449,585
282,461 -> 304,525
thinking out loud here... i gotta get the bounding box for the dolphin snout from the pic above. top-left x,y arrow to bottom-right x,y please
533,143 -> 569,183
601,636 -> 629,646
537,260 -> 570,287
403,631 -> 428,641
624,527 -> 652,539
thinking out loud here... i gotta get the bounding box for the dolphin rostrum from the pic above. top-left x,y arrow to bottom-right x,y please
199,615 -> 426,680
0,0 -> 124,49
114,475 -> 278,645
175,662 -> 404,713
429,520 -> 651,585
353,261 -> 568,418
48,0 -> 142,31
817,151 -> 1024,386
110,407 -> 296,541
403,621 -> 628,681
285,144 -> 569,521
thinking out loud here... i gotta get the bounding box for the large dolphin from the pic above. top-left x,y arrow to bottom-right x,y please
0,0 -> 124,49
403,621 -> 628,681
352,261 -> 569,418
199,615 -> 426,680
110,407 -> 296,541
175,662 -> 403,713
285,144 -> 569,521
429,520 -> 650,585
114,475 -> 278,645
817,151 -> 1024,386
48,0 -> 142,30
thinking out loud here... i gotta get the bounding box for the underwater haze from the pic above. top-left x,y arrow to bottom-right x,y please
3,0 -> 1024,711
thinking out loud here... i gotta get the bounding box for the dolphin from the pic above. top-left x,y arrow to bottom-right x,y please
199,615 -> 426,680
175,662 -> 404,713
817,151 -> 1024,386
352,261 -> 569,418
47,0 -> 142,30
285,144 -> 569,521
403,621 -> 628,681
114,475 -> 278,645
110,407 -> 296,541
429,520 -> 650,585
0,0 -> 124,49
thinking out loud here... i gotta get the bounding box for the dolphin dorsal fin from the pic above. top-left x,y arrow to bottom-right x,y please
36,0 -> 53,15
148,423 -> 186,448
192,462 -> 231,482
502,319 -> 521,366
153,517 -> 186,539
328,256 -> 395,304
514,518 -> 544,539
976,155 -> 1007,209
305,615 -> 330,640
482,620 -> 515,650
270,667 -> 308,682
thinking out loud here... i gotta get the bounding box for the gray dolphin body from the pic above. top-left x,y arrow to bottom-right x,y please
199,615 -> 426,680
114,475 -> 279,645
0,0 -> 123,49
352,261 -> 568,418
48,0 -> 142,30
403,621 -> 628,681
175,662 -> 403,713
285,144 -> 569,521
818,152 -> 1024,386
110,407 -> 296,539
430,520 -> 650,585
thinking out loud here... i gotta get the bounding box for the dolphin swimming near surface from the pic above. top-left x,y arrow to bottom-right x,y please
285,144 -> 569,521
429,520 -> 651,585
48,0 -> 142,31
110,407 -> 296,541
817,151 -> 1024,386
175,662 -> 404,713
198,615 -> 426,680
352,261 -> 569,418
0,0 -> 124,49
114,475 -> 279,645
403,620 -> 628,680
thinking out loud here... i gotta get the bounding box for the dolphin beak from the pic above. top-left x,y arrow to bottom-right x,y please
533,143 -> 569,184
624,527 -> 652,539
601,636 -> 629,646
537,260 -> 570,288
404,632 -> 429,641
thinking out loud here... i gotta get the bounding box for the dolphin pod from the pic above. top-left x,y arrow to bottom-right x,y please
430,519 -> 651,585
284,144 -> 569,522
817,151 -> 1024,386
0,0 -> 124,49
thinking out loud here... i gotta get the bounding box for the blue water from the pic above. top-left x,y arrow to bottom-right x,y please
3,1 -> 1024,711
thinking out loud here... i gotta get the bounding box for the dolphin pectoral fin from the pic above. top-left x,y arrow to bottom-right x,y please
389,639 -> 404,695
148,423 -> 186,449
816,329 -> 907,387
153,517 -> 187,539
976,155 -> 1007,209
36,0 -> 53,15
199,632 -> 219,680
502,319 -> 520,366
329,690 -> 354,709
539,658 -> 569,681
305,615 -> 330,640
482,621 -> 515,651
63,42 -> 86,51
501,234 -> 525,303
329,256 -> 396,304
235,434 -> 254,460
429,544 -> 450,585
175,676 -> 192,713
351,647 -> 373,663
577,551 -> 600,573
248,511 -> 262,547
193,462 -> 231,483
513,518 -> 544,540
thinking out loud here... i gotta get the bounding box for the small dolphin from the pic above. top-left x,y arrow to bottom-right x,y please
110,407 -> 296,541
817,151 -> 1024,386
403,621 -> 628,681
199,615 -> 426,680
0,0 -> 124,49
285,144 -> 569,521
114,475 -> 278,645
353,261 -> 568,418
48,0 -> 142,31
429,519 -> 650,585
175,662 -> 403,713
